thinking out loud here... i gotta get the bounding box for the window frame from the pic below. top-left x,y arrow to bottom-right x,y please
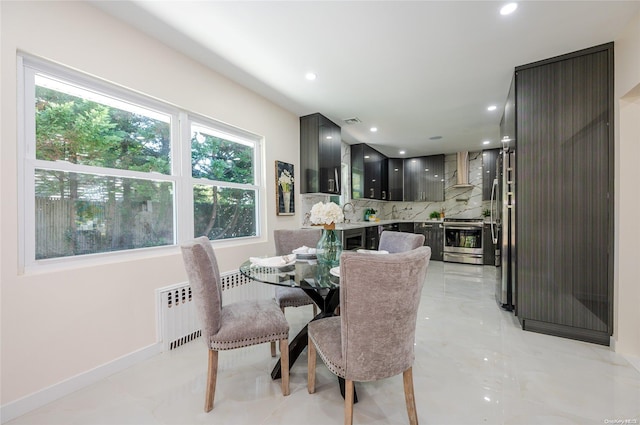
18,54 -> 264,273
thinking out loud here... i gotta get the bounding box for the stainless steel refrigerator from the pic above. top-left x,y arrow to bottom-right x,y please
493,147 -> 516,311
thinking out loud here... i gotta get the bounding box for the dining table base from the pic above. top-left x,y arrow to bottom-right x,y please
270,286 -> 358,403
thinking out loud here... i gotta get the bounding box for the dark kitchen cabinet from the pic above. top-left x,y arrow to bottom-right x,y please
482,149 -> 500,201
482,223 -> 498,266
398,222 -> 414,233
351,144 -> 388,200
300,113 -> 341,194
516,43 -> 613,345
388,158 -> 404,201
404,155 -> 444,202
414,222 -> 443,261
365,225 -> 380,250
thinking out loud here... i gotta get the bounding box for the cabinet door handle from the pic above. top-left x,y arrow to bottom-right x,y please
370,188 -> 374,198
334,168 -> 340,193
382,190 -> 386,200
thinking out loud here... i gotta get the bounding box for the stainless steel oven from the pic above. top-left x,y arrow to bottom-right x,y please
443,218 -> 483,265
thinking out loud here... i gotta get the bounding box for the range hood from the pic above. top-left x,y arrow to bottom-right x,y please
453,151 -> 473,187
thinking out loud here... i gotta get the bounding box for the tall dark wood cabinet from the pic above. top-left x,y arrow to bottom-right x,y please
351,143 -> 388,200
516,43 -> 613,345
388,158 -> 404,201
300,113 -> 341,194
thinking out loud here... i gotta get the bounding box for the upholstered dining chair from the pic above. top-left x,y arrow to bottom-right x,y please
180,236 -> 290,412
307,246 -> 431,425
378,230 -> 425,253
271,228 -> 322,355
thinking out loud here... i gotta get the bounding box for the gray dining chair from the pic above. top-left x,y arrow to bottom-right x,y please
180,236 -> 290,412
272,228 -> 322,355
307,246 -> 431,425
378,230 -> 425,253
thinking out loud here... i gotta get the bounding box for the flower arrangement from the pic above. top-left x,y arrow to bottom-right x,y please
309,201 -> 344,227
278,169 -> 294,193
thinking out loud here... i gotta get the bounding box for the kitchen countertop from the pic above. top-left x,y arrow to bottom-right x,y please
303,219 -> 444,230
303,218 -> 498,230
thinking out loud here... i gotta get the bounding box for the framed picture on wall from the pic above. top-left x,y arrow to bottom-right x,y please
276,161 -> 294,216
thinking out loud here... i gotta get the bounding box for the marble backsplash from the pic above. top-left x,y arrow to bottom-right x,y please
300,145 -> 492,225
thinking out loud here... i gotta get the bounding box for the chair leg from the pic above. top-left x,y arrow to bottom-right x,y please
403,367 -> 419,425
307,334 -> 316,393
204,349 -> 218,412
272,307 -> 286,357
280,338 -> 290,396
313,304 -> 318,316
344,379 -> 354,425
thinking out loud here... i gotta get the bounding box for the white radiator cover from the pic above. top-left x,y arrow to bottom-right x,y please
157,270 -> 273,351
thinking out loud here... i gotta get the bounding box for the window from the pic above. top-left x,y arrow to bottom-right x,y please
189,122 -> 259,241
20,56 -> 262,268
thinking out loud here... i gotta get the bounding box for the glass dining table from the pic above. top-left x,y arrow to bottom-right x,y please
239,257 -> 357,402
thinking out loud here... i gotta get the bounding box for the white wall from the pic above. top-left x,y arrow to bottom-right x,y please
613,12 -> 640,358
0,0 -> 301,411
2,0 -> 639,419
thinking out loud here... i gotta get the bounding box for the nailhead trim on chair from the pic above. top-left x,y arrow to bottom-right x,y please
210,331 -> 289,351
278,299 -> 314,308
309,334 -> 345,378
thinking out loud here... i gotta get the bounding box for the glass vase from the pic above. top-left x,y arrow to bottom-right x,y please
315,225 -> 342,285
316,225 -> 342,268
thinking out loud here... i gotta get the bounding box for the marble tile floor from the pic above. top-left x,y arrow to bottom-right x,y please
7,262 -> 640,425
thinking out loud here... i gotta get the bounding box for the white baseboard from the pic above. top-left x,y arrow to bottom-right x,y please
624,354 -> 640,374
610,336 -> 640,374
0,342 -> 162,424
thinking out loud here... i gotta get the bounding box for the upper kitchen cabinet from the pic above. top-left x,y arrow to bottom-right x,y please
404,155 -> 445,202
351,143 -> 388,200
482,148 -> 500,201
300,113 -> 342,194
388,158 -> 404,201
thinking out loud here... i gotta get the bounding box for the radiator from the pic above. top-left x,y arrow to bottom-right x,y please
157,270 -> 273,351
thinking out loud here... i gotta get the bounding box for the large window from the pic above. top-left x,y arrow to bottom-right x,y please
20,56 -> 262,267
189,123 -> 259,241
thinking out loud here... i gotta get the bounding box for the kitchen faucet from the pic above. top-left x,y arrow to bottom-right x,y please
341,202 -> 354,223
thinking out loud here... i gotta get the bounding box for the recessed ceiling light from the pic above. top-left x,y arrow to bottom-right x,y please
483,140 -> 490,145
500,3 -> 518,15
305,72 -> 317,81
399,150 -> 406,155
370,127 -> 378,132
487,105 -> 497,111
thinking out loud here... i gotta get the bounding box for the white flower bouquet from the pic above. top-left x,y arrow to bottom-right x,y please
278,169 -> 294,193
309,201 -> 344,227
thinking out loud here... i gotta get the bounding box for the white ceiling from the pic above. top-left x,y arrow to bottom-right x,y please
93,0 -> 639,157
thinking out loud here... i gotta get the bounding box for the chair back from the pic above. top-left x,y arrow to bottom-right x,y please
180,236 -> 223,342
339,246 -> 431,382
378,230 -> 425,253
274,228 -> 322,255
